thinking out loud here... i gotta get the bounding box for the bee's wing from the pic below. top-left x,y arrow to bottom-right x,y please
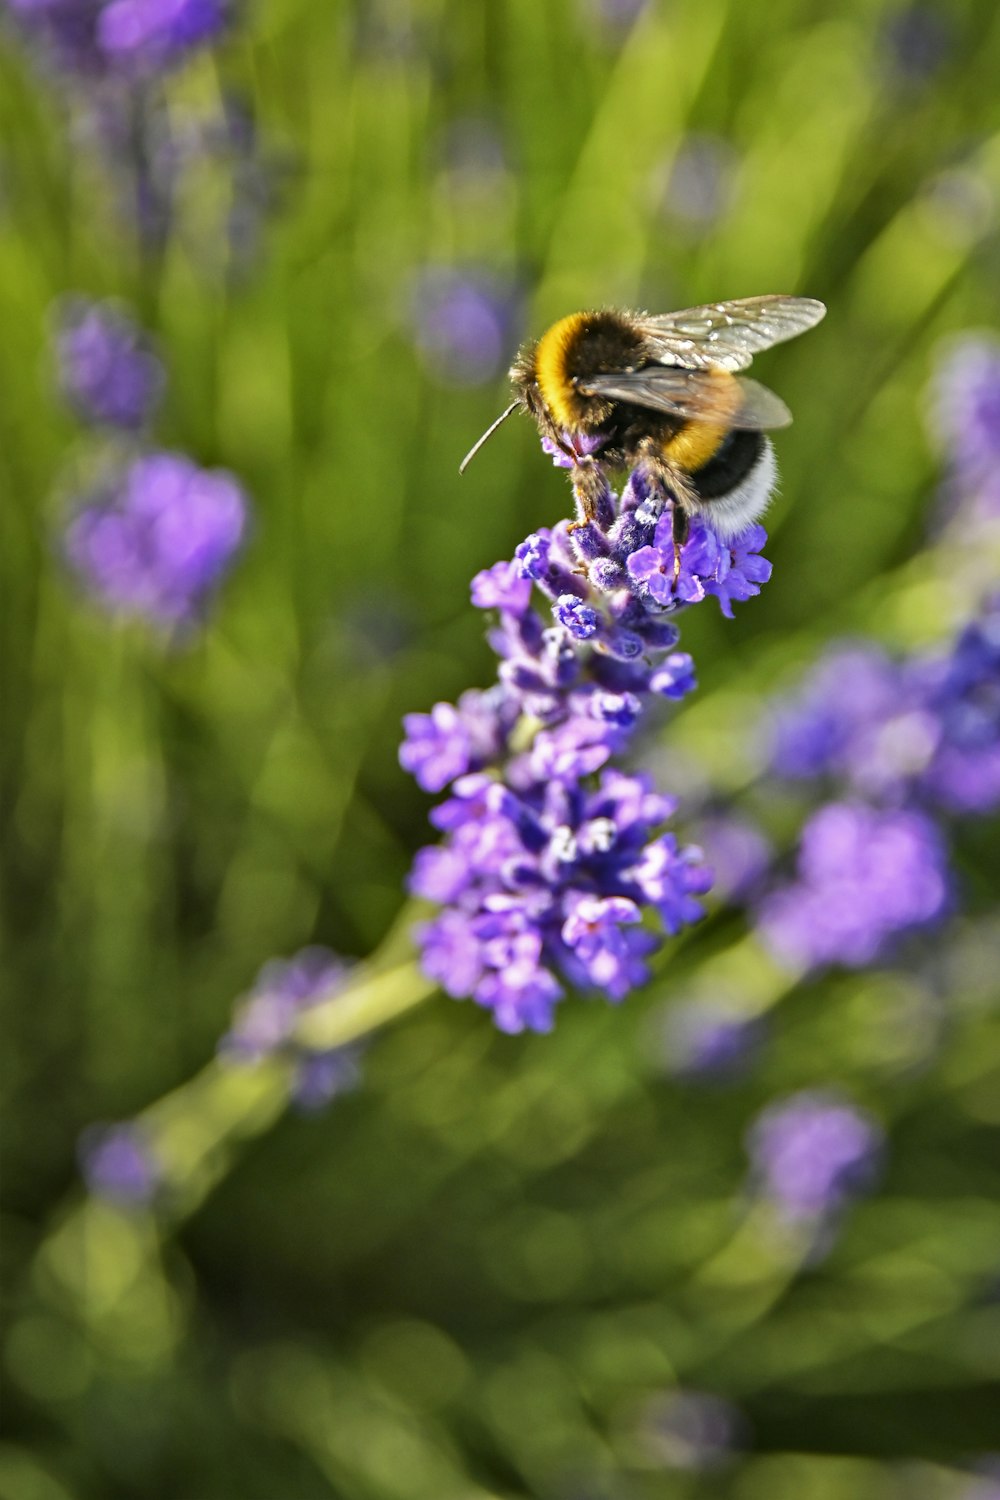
637,295 -> 826,372
579,368 -> 794,429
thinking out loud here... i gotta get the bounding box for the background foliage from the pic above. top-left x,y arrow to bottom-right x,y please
2,1 -> 1000,1496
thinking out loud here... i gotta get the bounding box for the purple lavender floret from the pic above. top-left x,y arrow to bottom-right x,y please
625,510 -> 771,619
220,947 -> 363,1112
63,450 -> 248,628
54,296 -> 164,430
78,1120 -> 162,1206
747,1090 -> 883,1224
758,802 -> 950,972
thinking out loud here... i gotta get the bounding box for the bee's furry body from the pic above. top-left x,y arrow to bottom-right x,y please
510,308 -> 774,538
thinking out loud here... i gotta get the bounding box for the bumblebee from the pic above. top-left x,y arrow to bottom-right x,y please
460,294 -> 826,541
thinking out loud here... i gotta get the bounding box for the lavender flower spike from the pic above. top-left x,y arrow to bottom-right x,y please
220,947 -> 363,1112
402,462 -> 776,1032
64,450 -> 248,629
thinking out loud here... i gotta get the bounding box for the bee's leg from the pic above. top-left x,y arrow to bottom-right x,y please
670,503 -> 690,584
639,449 -> 694,581
567,456 -> 605,531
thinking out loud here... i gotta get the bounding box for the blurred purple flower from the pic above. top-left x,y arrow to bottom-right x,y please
63,451 -> 248,629
583,0 -> 649,33
918,603 -> 1000,813
880,4 -> 952,84
5,0 -> 227,77
98,0 -> 226,75
54,296 -> 164,430
695,815 -> 773,904
654,133 -> 739,234
935,334 -> 995,486
661,998 -> 765,1080
636,1389 -> 747,1471
770,643 -> 903,781
78,1120 -> 162,1206
933,336 -> 1000,518
407,267 -> 520,387
221,947 -> 363,1113
768,597 -> 1000,818
747,1090 -> 883,1224
758,802 -> 951,972
958,1459 -> 1000,1500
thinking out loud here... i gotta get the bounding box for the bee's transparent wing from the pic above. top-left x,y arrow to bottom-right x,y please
578,368 -> 793,429
637,295 -> 826,372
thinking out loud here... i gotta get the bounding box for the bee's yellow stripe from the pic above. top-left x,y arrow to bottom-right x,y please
661,369 -> 742,472
534,311 -> 591,431
661,421 -> 729,471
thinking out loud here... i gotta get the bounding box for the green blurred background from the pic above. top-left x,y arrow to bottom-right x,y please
3,0 -> 1000,1496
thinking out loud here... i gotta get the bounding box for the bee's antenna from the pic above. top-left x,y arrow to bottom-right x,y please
459,402 -> 520,474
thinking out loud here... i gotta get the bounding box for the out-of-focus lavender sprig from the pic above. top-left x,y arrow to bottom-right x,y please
739,337 -> 1000,980
635,1389 -> 748,1471
758,801 -> 952,973
770,600 -> 1000,818
54,295 -> 164,430
746,1089 -> 884,1232
4,0 -> 282,259
659,996 -> 766,1081
406,266 -> 522,388
220,948 -> 364,1113
931,334 -> 1000,527
4,0 -> 227,80
53,295 -> 252,632
78,1119 -> 163,1207
401,463 -> 775,1033
63,450 -> 248,629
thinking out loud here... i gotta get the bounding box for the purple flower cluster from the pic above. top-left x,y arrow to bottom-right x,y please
758,594 -> 1000,972
402,466 -> 775,1031
758,802 -> 951,972
220,948 -> 363,1112
55,296 -> 164,430
64,451 -> 247,628
5,0 -> 227,78
771,612 -> 1000,817
746,1089 -> 883,1225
